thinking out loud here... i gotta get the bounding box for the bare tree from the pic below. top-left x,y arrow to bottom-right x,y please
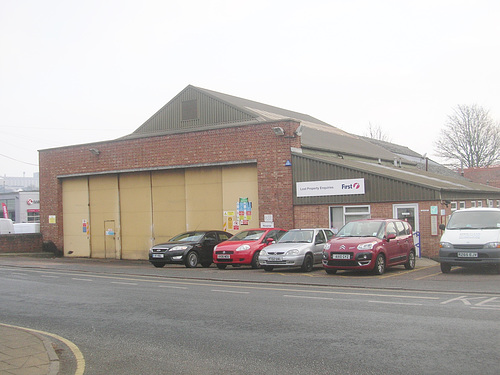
365,122 -> 391,142
435,104 -> 500,168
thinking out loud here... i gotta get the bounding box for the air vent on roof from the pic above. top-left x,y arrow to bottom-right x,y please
182,99 -> 198,121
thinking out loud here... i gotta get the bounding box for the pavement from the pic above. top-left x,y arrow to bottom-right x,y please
0,324 -> 59,375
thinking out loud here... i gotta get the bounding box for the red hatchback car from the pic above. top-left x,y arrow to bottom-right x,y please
322,219 -> 416,275
213,228 -> 287,269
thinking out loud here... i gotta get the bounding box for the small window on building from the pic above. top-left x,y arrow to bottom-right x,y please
471,201 -> 476,208
330,205 -> 371,233
477,201 -> 483,207
488,200 -> 494,208
27,211 -> 40,223
181,99 -> 198,121
497,200 -> 500,208
459,201 -> 466,210
450,202 -> 457,211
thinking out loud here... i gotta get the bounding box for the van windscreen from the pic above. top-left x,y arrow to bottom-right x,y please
447,211 -> 500,230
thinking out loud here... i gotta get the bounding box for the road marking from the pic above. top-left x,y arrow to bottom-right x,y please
284,295 -> 334,301
471,306 -> 500,311
0,323 -> 85,375
369,300 -> 423,306
158,285 -> 188,289
415,271 -> 442,280
41,275 -> 59,278
111,281 -> 138,286
211,289 -> 250,294
378,265 -> 437,279
72,278 -> 93,282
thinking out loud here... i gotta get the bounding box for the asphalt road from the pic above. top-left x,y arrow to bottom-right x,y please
0,257 -> 499,374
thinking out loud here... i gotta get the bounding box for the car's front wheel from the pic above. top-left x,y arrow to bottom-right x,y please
404,250 -> 416,270
216,264 -> 227,270
184,251 -> 199,268
440,263 -> 451,273
373,254 -> 385,275
201,262 -> 211,268
301,254 -> 314,272
263,266 -> 274,272
325,268 -> 337,275
152,262 -> 166,268
251,251 -> 260,269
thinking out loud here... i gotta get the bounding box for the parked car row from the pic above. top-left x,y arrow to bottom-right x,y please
149,218 -> 418,275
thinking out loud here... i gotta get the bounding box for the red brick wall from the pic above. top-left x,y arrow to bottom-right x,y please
39,121 -> 301,252
0,234 -> 43,253
294,201 -> 455,259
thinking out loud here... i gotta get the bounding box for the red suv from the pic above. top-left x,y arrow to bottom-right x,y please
322,219 -> 416,275
213,228 -> 287,269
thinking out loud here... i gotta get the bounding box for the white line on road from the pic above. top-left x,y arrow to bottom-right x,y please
369,300 -> 423,306
72,278 -> 93,282
212,289 -> 250,294
158,285 -> 188,289
284,295 -> 335,301
111,281 -> 138,286
41,275 -> 59,278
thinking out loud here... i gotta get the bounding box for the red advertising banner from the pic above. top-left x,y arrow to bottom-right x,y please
2,203 -> 8,219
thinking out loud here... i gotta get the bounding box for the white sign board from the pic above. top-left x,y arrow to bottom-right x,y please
296,178 -> 365,197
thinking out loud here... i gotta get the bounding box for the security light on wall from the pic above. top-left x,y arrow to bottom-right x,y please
272,127 -> 285,136
89,148 -> 100,155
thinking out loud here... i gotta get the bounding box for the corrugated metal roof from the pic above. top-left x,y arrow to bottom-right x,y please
298,150 -> 500,193
300,126 -> 398,162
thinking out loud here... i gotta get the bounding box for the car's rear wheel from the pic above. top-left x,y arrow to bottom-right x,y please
263,266 -> 274,272
373,254 -> 385,275
201,262 -> 211,268
184,251 -> 199,268
325,268 -> 337,275
152,262 -> 166,268
216,264 -> 227,270
440,263 -> 451,273
404,250 -> 416,270
301,254 -> 314,272
251,251 -> 260,269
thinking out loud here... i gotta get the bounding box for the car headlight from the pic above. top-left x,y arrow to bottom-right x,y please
236,244 -> 251,251
260,249 -> 267,256
324,243 -> 331,250
439,242 -> 452,249
170,245 -> 189,251
484,242 -> 500,249
286,249 -> 299,256
357,241 -> 376,251
322,251 -> 328,259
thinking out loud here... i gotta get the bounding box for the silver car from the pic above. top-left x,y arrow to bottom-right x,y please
259,228 -> 335,272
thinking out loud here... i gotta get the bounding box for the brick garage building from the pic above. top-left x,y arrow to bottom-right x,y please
39,85 -> 500,260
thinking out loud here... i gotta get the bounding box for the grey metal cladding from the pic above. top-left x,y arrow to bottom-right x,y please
130,85 -> 257,136
292,154 -> 440,205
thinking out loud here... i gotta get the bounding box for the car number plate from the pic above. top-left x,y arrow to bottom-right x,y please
457,252 -> 478,258
268,256 -> 282,262
332,254 -> 350,259
217,254 -> 231,259
152,254 -> 164,258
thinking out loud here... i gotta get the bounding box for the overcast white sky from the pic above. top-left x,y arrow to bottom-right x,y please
1,0 -> 499,177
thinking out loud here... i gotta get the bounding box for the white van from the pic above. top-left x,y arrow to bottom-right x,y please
439,207 -> 500,273
0,218 -> 14,234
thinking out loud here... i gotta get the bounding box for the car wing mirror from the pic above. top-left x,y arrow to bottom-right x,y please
386,233 -> 396,241
439,224 -> 446,231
